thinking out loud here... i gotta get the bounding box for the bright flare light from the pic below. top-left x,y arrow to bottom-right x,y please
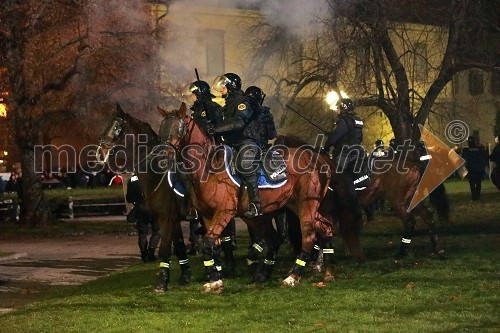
326,91 -> 349,110
0,103 -> 6,118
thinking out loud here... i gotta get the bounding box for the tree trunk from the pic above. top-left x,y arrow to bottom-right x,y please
17,127 -> 51,227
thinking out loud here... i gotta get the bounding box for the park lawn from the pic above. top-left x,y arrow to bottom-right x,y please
0,180 -> 499,333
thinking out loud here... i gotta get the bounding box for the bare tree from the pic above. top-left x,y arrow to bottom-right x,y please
0,0 -> 158,226
249,0 -> 499,143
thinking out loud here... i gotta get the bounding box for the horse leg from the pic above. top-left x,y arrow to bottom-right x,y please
201,211 -> 235,294
319,236 -> 335,282
172,221 -> 192,285
397,214 -> 416,258
283,219 -> 317,287
251,217 -> 282,283
220,219 -> 236,278
415,204 -> 445,257
155,219 -> 173,293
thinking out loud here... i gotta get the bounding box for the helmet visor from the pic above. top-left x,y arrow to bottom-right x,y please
212,75 -> 230,94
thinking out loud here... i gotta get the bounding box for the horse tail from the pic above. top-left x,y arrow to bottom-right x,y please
429,183 -> 450,223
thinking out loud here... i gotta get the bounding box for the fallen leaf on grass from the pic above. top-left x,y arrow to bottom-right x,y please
405,282 -> 416,289
449,295 -> 460,301
312,282 -> 326,287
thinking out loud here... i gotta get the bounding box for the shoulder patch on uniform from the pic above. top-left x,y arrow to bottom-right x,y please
355,120 -> 364,126
237,103 -> 246,111
201,111 -> 206,117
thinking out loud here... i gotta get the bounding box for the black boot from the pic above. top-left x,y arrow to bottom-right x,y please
244,177 -> 262,218
147,248 -> 157,262
182,198 -> 199,221
139,237 -> 149,263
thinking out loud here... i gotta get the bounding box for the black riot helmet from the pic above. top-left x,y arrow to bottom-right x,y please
186,80 -> 214,99
244,86 -> 265,105
213,73 -> 242,93
467,136 -> 477,147
336,98 -> 354,113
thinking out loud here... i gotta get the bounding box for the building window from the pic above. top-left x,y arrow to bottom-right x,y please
414,43 -> 428,82
206,30 -> 225,76
469,70 -> 484,95
491,71 -> 500,96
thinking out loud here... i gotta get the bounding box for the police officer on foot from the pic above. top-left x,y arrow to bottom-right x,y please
211,73 -> 263,218
126,173 -> 160,262
462,136 -> 488,200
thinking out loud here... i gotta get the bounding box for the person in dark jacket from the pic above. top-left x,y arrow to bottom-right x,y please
211,73 -> 264,218
324,98 -> 366,222
489,133 -> 500,190
126,174 -> 160,262
244,86 -> 277,147
462,136 -> 489,200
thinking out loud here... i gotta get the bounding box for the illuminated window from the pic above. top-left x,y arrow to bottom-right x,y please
0,103 -> 6,118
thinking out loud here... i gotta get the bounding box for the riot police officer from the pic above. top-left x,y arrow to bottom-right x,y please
462,136 -> 488,200
186,80 -> 223,139
126,174 -> 160,262
324,98 -> 366,221
211,73 -> 263,218
244,86 -> 278,146
324,98 -> 365,168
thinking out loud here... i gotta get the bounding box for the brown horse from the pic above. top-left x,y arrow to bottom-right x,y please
96,104 -> 191,292
278,135 -> 448,260
159,103 -> 334,293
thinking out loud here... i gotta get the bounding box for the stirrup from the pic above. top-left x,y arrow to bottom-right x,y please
184,208 -> 199,221
243,203 -> 262,218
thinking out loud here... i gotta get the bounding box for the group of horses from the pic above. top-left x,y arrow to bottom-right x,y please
96,103 -> 449,294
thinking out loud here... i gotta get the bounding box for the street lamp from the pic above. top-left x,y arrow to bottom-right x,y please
326,91 -> 349,110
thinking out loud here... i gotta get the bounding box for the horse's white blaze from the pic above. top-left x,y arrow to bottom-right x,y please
95,145 -> 110,164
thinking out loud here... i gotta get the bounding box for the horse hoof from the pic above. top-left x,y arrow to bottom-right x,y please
201,280 -> 224,294
323,274 -> 335,282
282,275 -> 300,287
179,276 -> 191,285
154,283 -> 168,293
252,272 -> 270,283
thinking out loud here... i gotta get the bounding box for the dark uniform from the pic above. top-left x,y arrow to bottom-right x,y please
324,98 -> 365,221
490,135 -> 500,190
211,73 -> 264,218
126,174 -> 160,262
189,81 -> 223,140
183,81 -> 223,253
244,85 -> 277,147
462,136 -> 488,200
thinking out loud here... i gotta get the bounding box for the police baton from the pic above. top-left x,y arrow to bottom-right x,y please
285,104 -> 328,133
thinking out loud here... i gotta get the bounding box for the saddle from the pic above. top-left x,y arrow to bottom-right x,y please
166,145 -> 287,197
225,145 -> 287,188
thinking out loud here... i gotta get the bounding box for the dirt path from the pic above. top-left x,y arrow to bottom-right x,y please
0,233 -> 140,313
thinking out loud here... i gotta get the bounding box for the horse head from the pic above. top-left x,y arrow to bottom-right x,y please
96,103 -> 128,164
96,103 -> 159,171
158,102 -> 211,149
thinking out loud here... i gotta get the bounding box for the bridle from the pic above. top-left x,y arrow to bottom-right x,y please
96,116 -> 126,164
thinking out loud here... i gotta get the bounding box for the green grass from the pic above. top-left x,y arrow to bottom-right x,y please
0,180 -> 499,332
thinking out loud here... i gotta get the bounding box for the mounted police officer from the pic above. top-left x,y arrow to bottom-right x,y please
210,73 -> 263,218
126,173 -> 160,262
244,86 -> 277,147
182,80 -> 223,251
187,80 -> 223,141
324,98 -> 365,170
323,98 -> 366,221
